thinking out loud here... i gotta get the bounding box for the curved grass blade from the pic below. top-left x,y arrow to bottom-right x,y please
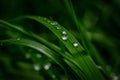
0,16 -> 105,79
17,15 -> 105,80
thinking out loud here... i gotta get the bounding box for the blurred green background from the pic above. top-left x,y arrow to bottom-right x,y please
0,0 -> 120,80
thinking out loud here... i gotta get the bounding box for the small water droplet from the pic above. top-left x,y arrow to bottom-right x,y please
62,31 -> 67,35
56,26 -> 61,29
113,75 -> 119,80
44,63 -> 51,70
51,21 -> 58,26
73,42 -> 78,47
36,54 -> 42,58
62,36 -> 68,41
34,64 -> 40,71
25,53 -> 30,59
17,38 -> 20,40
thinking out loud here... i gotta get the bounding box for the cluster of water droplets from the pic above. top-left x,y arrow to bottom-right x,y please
44,17 -> 79,47
61,30 -> 79,47
61,31 -> 68,41
43,18 -> 62,30
25,52 -> 42,71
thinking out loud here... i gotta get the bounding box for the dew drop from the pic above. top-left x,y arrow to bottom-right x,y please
25,53 -> 30,59
62,36 -> 68,41
44,63 -> 51,70
56,26 -> 61,30
113,75 -> 119,80
73,42 -> 78,47
62,31 -> 67,35
34,64 -> 40,71
36,54 -> 42,58
51,21 -> 58,26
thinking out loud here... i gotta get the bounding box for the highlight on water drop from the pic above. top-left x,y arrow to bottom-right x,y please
34,64 -> 40,71
62,36 -> 68,41
44,63 -> 51,70
51,21 -> 58,26
73,42 -> 79,47
56,26 -> 61,30
62,31 -> 67,35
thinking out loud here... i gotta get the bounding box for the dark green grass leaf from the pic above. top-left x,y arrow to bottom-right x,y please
0,16 -> 105,80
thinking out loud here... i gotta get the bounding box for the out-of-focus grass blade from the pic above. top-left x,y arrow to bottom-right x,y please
0,39 -> 63,66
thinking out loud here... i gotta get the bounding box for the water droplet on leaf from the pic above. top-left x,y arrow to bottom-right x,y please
34,64 -> 40,71
44,63 -> 51,70
62,31 -> 67,35
73,42 -> 78,47
51,21 -> 58,26
56,26 -> 61,29
113,75 -> 119,80
62,36 -> 68,41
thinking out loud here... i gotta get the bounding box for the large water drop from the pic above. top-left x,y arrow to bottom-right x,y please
113,76 -> 119,80
62,36 -> 68,41
73,42 -> 78,47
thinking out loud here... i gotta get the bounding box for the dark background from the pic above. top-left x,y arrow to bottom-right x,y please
0,0 -> 120,80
